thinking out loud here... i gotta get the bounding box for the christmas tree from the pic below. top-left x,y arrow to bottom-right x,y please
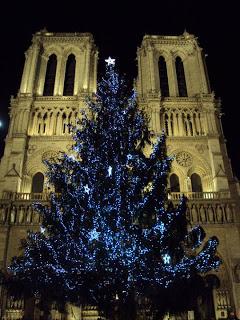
3,58 -> 221,319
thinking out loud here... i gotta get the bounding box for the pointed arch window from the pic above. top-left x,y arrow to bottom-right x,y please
191,173 -> 203,192
175,57 -> 187,97
63,54 -> 76,96
43,54 -> 57,96
170,174 -> 180,192
158,56 -> 169,97
31,172 -> 44,193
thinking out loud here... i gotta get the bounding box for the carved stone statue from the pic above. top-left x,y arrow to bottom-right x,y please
10,206 -> 16,223
225,204 -> 233,222
26,206 -> 32,223
200,205 -> 206,223
18,206 -> 24,223
207,206 -> 214,223
191,205 -> 198,223
216,205 -> 223,223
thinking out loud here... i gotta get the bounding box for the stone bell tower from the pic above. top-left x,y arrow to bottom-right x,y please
136,32 -> 240,317
0,30 -> 97,195
0,30 -> 99,319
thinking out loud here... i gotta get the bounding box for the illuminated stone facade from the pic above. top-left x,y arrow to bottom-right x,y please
0,30 -> 240,319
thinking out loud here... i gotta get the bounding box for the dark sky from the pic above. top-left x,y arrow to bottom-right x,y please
0,1 -> 239,177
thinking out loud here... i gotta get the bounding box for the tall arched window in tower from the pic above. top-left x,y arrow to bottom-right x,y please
170,174 -> 180,192
43,54 -> 57,96
31,172 -> 44,193
175,56 -> 187,97
158,56 -> 169,97
191,173 -> 203,192
63,54 -> 76,96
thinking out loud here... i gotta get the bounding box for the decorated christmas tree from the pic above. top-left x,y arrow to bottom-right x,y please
2,58 -> 221,319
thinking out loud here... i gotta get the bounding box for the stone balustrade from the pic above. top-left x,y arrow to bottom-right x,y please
170,192 -> 236,224
0,192 -> 50,226
170,191 -> 231,200
0,191 -> 237,226
1,192 -> 50,201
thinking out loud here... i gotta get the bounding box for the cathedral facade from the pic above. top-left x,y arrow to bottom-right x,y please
0,30 -> 239,319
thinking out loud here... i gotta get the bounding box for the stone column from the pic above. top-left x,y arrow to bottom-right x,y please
21,109 -> 30,134
147,46 -> 156,92
200,113 -> 208,135
150,105 -> 161,133
83,45 -> 91,91
8,114 -> 15,137
191,114 -> 196,136
155,107 -> 161,133
55,54 -> 64,95
48,112 -> 54,135
17,110 -> 25,132
20,48 -> 32,94
197,47 -> 209,93
36,54 -> 48,95
185,117 -> 190,136
137,48 -> 143,96
26,40 -> 40,94
179,113 -> 185,136
166,56 -> 178,96
74,56 -> 81,95
183,57 -> 191,96
196,113 -> 202,135
31,112 -> 38,135
168,112 -> 173,136
210,111 -> 217,133
27,111 -> 34,135
93,51 -> 98,93
173,112 -> 178,136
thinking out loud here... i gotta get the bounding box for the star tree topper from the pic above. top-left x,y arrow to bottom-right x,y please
105,56 -> 115,66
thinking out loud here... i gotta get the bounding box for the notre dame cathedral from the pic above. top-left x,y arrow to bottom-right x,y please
0,30 -> 240,320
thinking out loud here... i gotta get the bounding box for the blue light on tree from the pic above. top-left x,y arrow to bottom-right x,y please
162,254 -> 171,264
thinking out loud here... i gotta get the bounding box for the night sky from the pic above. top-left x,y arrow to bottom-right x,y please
0,1 -> 239,177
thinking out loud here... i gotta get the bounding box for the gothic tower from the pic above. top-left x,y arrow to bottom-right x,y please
136,32 -> 240,317
0,31 -> 240,319
0,30 -> 99,319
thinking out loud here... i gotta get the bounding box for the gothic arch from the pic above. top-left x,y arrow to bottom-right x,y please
171,148 -> 213,192
63,54 -> 76,96
158,56 -> 169,97
27,163 -> 46,178
156,50 -> 170,65
190,173 -> 203,192
169,162 -> 186,192
43,44 -> 63,58
171,50 -> 187,61
187,166 -> 212,192
43,54 -> 57,96
175,56 -> 188,97
26,147 -> 64,176
170,173 -> 180,192
31,172 -> 44,193
63,45 -> 82,57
